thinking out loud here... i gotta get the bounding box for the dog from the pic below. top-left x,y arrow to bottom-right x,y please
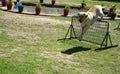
77,5 -> 104,41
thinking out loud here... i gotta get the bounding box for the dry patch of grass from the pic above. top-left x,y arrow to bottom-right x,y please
1,11 -> 70,26
0,11 -> 70,44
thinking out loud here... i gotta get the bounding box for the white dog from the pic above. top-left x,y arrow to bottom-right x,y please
77,5 -> 104,41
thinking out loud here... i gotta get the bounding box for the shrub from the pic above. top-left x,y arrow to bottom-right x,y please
36,3 -> 41,8
64,4 -> 70,10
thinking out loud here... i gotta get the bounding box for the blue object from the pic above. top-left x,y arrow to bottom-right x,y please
14,2 -> 22,9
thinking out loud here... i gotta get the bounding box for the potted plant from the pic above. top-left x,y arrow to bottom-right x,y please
35,3 -> 41,15
2,0 -> 7,7
18,5 -> 24,13
51,0 -> 55,6
7,0 -> 12,10
40,0 -> 43,3
81,0 -> 86,8
63,4 -> 70,17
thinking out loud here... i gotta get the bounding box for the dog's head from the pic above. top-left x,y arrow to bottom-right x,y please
77,12 -> 88,23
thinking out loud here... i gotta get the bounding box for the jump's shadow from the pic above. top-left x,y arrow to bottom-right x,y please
114,28 -> 120,30
61,46 -> 91,55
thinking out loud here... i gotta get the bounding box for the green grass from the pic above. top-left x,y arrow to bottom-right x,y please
21,0 -> 120,8
0,0 -> 120,74
47,16 -> 71,21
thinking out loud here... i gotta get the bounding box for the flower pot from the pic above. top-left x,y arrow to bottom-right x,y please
110,13 -> 116,20
2,1 -> 7,6
81,3 -> 86,8
18,6 -> 24,13
51,1 -> 55,6
7,4 -> 12,10
35,8 -> 41,15
111,15 -> 115,20
63,9 -> 69,16
108,12 -> 116,20
40,0 -> 43,3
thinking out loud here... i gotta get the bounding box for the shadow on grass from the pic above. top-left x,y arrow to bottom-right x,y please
61,46 -> 91,55
114,28 -> 120,30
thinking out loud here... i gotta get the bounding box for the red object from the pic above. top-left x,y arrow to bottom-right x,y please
63,9 -> 69,16
2,1 -> 7,6
109,6 -> 116,13
110,8 -> 114,12
52,0 -> 55,6
7,4 -> 12,10
35,8 -> 41,15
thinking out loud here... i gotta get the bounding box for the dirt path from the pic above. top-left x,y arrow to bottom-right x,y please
0,11 -> 70,26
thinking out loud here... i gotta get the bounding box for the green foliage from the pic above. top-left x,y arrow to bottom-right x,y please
64,4 -> 70,10
1,0 -> 6,1
8,0 -> 12,4
101,3 -> 104,6
0,31 -> 11,42
36,3 -> 41,8
82,0 -> 85,2
40,0 -> 43,3
98,0 -> 119,1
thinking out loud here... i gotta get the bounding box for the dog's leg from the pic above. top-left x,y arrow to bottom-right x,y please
78,27 -> 84,41
78,25 -> 90,41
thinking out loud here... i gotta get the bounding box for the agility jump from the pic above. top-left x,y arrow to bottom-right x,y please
59,16 -> 118,49
59,5 -> 118,49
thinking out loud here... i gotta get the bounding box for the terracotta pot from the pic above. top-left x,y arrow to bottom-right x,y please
63,9 -> 69,16
35,8 -> 41,15
110,8 -> 115,12
7,4 -> 12,10
2,1 -> 7,6
52,1 -> 55,6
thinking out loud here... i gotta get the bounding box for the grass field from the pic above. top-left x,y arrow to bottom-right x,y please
21,0 -> 120,7
0,0 -> 120,74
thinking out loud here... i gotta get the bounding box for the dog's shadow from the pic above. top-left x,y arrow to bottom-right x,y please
61,46 -> 91,55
